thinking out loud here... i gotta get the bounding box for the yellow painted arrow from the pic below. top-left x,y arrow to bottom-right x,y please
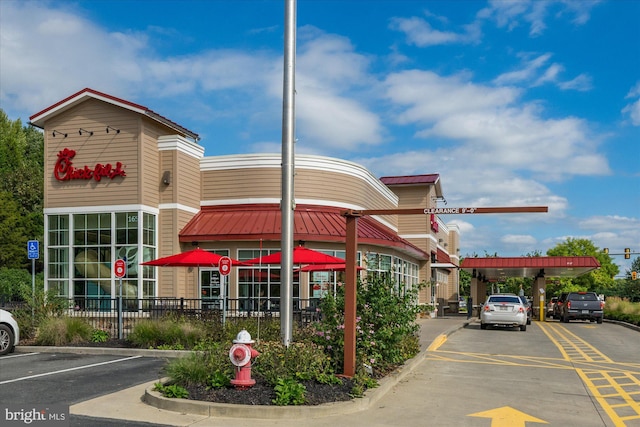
468,406 -> 547,427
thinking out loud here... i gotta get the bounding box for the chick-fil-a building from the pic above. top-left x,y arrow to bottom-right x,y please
30,88 -> 460,311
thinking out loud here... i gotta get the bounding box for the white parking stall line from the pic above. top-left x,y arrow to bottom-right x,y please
0,355 -> 142,385
1,352 -> 40,359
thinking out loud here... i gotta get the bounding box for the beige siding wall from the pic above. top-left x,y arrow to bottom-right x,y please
201,165 -> 398,227
44,100 -> 141,208
389,185 -> 433,235
140,122 -> 163,207
176,151 -> 201,209
159,151 -> 176,204
201,167 -> 279,200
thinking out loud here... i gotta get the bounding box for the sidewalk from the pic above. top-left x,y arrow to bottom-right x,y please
71,315 -> 471,426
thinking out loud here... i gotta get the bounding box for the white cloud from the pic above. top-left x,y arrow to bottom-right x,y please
579,215 -> 640,232
381,69 -> 610,181
1,2 -> 151,112
494,53 -> 592,91
493,53 -> 554,85
388,16 -> 481,46
477,0 -> 601,37
0,3 -> 385,151
447,219 -> 475,234
622,82 -> 640,126
501,234 -> 538,245
293,27 -> 385,150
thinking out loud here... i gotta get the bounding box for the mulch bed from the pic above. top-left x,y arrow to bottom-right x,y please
23,339 -> 365,405
184,376 -> 355,406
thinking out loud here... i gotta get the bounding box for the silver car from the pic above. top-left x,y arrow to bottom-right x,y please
0,309 -> 20,355
480,294 -> 527,331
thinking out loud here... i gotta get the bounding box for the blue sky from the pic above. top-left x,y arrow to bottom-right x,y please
1,0 -> 638,274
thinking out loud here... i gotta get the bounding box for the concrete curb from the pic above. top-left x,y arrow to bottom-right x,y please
16,345 -> 191,359
143,319 -> 471,419
603,318 -> 640,332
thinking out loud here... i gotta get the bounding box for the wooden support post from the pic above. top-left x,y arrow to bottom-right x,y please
343,213 -> 359,377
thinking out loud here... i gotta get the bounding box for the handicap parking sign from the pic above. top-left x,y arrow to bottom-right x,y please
28,240 -> 39,259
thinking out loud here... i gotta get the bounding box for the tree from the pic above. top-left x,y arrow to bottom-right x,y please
0,110 -> 44,270
620,257 -> 640,302
458,259 -> 471,297
546,237 -> 619,293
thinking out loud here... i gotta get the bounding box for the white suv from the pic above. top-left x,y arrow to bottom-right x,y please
0,309 -> 20,355
480,294 -> 528,331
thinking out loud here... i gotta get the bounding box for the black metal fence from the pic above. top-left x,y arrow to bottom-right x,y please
65,297 -> 321,339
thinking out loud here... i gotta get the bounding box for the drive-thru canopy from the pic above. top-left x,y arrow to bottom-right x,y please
460,256 -> 601,312
460,256 -> 600,281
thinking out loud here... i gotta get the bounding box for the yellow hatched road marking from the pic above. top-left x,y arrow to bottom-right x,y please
427,322 -> 640,426
576,368 -> 640,426
537,322 -> 613,363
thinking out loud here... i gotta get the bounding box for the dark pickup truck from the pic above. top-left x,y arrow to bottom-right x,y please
560,292 -> 604,323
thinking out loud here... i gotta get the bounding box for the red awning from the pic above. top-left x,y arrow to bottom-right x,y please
179,204 -> 429,259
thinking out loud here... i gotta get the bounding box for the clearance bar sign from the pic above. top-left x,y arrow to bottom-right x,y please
344,206 -> 549,216
423,206 -> 548,214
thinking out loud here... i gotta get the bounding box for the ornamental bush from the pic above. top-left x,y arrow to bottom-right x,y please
311,276 -> 422,375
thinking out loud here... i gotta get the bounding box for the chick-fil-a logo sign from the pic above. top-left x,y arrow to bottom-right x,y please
54,148 -> 126,182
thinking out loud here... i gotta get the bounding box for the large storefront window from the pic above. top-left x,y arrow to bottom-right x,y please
237,249 -> 299,312
73,213 -> 112,309
308,250 -> 348,299
48,215 -> 69,297
46,211 -> 157,305
365,251 -> 419,292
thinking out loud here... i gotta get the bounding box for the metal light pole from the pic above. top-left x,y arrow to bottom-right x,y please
280,0 -> 296,347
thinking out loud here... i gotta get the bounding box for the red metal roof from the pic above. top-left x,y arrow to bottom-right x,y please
460,256 -> 600,279
379,174 -> 440,185
29,88 -> 199,141
179,204 -> 430,259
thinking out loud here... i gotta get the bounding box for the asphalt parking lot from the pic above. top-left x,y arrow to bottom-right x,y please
0,351 -> 169,426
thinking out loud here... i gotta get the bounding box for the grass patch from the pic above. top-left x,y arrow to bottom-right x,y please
127,318 -> 206,349
35,317 -> 92,346
604,297 -> 640,326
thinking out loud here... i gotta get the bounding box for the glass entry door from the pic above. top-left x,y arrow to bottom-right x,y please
200,269 -> 224,310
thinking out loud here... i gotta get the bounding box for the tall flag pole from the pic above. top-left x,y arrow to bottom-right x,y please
280,0 -> 297,346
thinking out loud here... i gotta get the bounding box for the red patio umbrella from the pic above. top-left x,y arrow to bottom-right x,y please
141,248 -> 245,267
243,246 -> 346,265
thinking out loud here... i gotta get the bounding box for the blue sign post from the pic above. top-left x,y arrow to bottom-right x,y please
27,240 -> 39,319
28,240 -> 39,259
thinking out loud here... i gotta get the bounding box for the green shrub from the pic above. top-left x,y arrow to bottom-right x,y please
35,317 -> 92,346
91,329 -> 110,343
153,382 -> 189,399
207,371 -> 231,389
253,340 -> 334,386
272,378 -> 306,405
164,341 -> 233,386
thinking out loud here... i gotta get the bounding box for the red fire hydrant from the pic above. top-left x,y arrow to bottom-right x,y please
229,329 -> 260,388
